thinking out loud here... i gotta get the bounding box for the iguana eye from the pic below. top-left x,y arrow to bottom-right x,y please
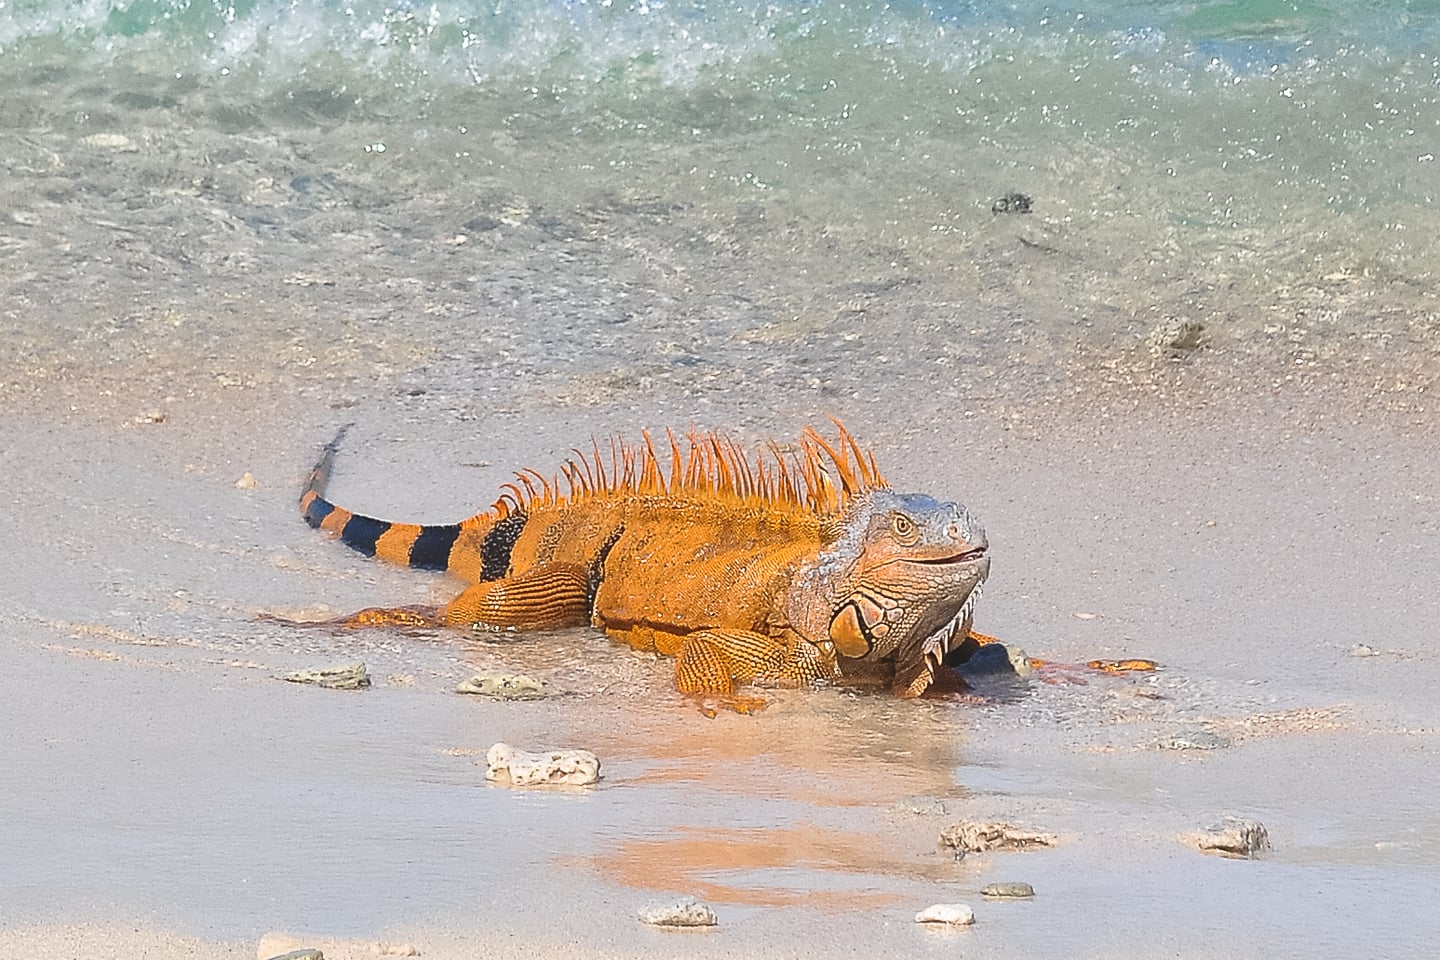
890,512 -> 918,542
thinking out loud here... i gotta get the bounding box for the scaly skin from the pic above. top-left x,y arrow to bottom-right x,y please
296,423 -> 992,704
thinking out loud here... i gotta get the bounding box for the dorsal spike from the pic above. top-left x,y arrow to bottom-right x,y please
683,438 -> 700,491
572,459 -> 593,495
622,447 -> 637,490
798,440 -> 822,506
570,449 -> 595,493
834,419 -> 874,487
725,436 -> 753,497
560,463 -> 578,500
521,468 -> 552,504
609,436 -> 624,494
766,440 -> 792,503
735,442 -> 756,498
666,428 -> 683,487
590,438 -> 608,492
814,467 -> 840,514
640,431 -> 666,496
804,425 -> 857,496
515,472 -> 540,502
696,434 -> 714,490
707,435 -> 732,494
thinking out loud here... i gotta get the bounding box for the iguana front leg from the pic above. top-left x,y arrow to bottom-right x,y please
674,628 -> 839,698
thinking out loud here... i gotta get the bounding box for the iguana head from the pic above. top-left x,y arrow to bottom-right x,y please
787,489 -> 990,695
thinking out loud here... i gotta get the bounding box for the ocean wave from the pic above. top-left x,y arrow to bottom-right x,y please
3,0 -> 1436,98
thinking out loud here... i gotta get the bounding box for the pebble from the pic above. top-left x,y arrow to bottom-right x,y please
80,132 -> 139,152
1148,316 -> 1206,356
258,933 -> 419,959
1185,818 -> 1271,859
1350,643 -> 1379,657
638,897 -> 718,927
939,820 -> 1057,860
990,192 -> 1032,215
455,672 -> 546,700
485,742 -> 600,786
1006,644 -> 1035,678
282,662 -> 371,690
891,796 -> 948,817
1155,729 -> 1230,751
915,903 -> 975,925
981,882 -> 1035,899
235,472 -> 258,490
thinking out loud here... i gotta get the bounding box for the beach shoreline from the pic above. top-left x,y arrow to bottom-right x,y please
3,379 -> 1436,960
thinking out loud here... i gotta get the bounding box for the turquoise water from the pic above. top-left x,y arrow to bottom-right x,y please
2,1 -> 1438,410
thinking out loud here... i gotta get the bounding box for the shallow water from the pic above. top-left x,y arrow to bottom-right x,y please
2,0 -> 1438,425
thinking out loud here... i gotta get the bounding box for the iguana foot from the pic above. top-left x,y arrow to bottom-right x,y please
1027,657 -> 1161,684
919,665 -> 989,703
260,605 -> 439,629
1087,658 -> 1160,673
690,692 -> 770,718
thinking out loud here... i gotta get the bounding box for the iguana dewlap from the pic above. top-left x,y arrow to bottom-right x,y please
297,423 -> 991,702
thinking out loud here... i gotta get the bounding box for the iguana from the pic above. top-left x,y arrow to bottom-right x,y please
295,422 -> 994,707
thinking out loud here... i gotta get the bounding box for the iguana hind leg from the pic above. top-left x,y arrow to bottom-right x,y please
268,564 -> 592,633
441,564 -> 591,631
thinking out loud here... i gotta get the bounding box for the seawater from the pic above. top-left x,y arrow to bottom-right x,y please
2,0 -> 1438,414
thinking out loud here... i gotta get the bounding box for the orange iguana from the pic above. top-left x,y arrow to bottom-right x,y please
296,422 -> 993,706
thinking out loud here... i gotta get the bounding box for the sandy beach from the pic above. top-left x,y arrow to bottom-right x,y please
3,363 -> 1437,959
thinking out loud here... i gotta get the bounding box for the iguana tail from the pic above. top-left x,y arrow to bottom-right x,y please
299,425 -> 469,572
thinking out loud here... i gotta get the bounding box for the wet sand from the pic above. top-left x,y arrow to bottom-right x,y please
3,367 -> 1437,959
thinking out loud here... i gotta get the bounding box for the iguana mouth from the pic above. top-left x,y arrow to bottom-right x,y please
910,547 -> 987,565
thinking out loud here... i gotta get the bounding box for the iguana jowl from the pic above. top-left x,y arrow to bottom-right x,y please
298,423 -> 992,703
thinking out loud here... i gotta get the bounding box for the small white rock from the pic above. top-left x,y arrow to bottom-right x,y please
638,897 -> 718,927
282,662 -> 370,690
235,472 -> 258,490
915,903 -> 975,925
80,132 -> 139,152
456,672 -> 545,699
485,742 -> 600,786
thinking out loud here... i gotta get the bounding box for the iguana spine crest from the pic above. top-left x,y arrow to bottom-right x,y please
482,421 -> 886,519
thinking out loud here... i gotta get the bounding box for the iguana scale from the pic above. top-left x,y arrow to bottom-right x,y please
297,423 -> 993,706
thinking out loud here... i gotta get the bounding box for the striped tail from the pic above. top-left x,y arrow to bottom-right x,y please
299,425 -> 463,571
